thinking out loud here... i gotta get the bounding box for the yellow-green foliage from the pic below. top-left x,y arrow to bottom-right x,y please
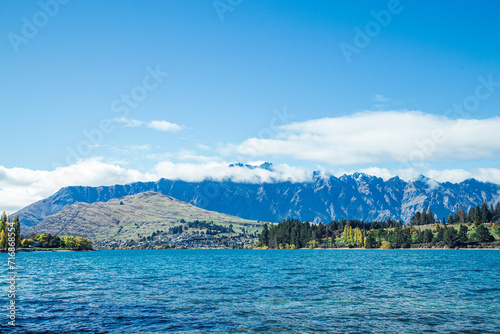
344,225 -> 364,247
381,241 -> 392,249
21,239 -> 35,246
307,240 -> 319,249
60,236 -> 93,250
354,227 -> 364,247
343,225 -> 353,247
0,213 -> 21,250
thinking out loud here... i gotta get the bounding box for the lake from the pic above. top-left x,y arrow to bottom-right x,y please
1,249 -> 499,333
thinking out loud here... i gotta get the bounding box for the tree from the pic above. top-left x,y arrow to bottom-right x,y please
74,237 -> 93,250
494,203 -> 500,221
475,224 -> 494,243
35,233 -> 48,247
60,236 -> 76,249
0,214 -> 8,251
364,231 -> 376,249
443,227 -> 458,248
411,211 -> 421,226
481,203 -> 491,224
307,240 -> 319,249
259,223 -> 270,246
21,239 -> 35,247
434,227 -> 444,243
456,207 -> 466,224
419,209 -> 426,225
426,207 -> 435,225
48,235 -> 61,248
458,224 -> 468,245
425,229 -> 434,244
414,230 -> 424,244
354,227 -> 364,247
381,241 -> 392,249
0,229 -> 6,251
343,225 -> 354,247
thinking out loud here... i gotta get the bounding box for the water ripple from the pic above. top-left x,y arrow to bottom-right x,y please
0,249 -> 499,333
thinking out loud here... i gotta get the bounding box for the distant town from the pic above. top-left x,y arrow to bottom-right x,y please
93,232 -> 258,250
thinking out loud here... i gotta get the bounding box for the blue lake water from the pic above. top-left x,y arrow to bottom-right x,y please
1,249 -> 500,333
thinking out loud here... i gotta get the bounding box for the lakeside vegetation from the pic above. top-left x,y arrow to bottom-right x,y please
1,212 -> 93,251
22,233 -> 93,251
255,203 -> 500,249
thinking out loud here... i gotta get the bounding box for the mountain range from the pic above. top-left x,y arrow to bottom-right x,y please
15,164 -> 500,229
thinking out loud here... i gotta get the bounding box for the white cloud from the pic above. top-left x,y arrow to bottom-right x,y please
153,161 -> 312,183
113,118 -> 184,133
147,120 -> 183,132
113,117 -> 144,127
373,94 -> 390,102
426,168 -> 500,185
0,158 -> 157,214
228,111 -> 500,166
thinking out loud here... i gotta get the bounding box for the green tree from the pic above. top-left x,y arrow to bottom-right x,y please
0,213 -> 8,251
414,229 -> 424,244
475,224 -> 494,242
443,226 -> 458,248
433,226 -> 444,243
364,231 -> 376,249
411,212 -> 421,226
481,203 -> 491,224
426,207 -> 435,225
423,229 -> 434,244
456,207 -> 466,224
74,237 -> 93,250
35,233 -> 48,247
60,236 -> 76,249
259,224 -> 270,246
21,239 -> 35,247
419,209 -> 426,225
458,224 -> 468,245
48,235 -> 61,248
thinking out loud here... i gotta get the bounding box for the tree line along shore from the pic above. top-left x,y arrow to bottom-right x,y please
255,204 -> 500,249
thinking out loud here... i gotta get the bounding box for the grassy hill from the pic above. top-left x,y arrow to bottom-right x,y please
27,191 -> 263,241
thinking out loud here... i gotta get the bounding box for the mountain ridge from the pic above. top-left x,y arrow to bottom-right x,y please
15,170 -> 500,229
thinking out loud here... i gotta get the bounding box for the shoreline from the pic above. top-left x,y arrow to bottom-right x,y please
6,248 -> 95,253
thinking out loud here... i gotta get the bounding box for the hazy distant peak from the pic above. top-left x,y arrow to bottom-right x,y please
228,162 -> 274,171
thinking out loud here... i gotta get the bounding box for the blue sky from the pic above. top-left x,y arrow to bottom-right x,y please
1,0 -> 500,212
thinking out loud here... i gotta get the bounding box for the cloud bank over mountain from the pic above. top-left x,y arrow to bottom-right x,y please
229,111 -> 500,166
